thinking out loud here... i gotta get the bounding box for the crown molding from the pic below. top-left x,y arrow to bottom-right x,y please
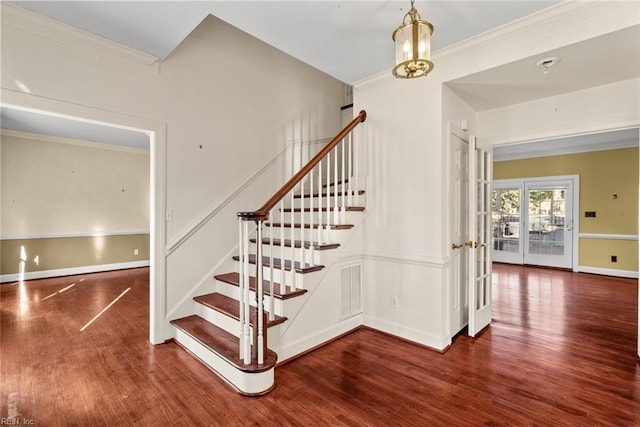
435,1 -> 639,63
1,2 -> 159,67
0,129 -> 150,154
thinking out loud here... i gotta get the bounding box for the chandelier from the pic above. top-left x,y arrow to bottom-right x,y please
392,0 -> 434,78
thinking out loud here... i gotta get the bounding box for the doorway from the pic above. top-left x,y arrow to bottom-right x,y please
1,88 -> 167,344
493,176 -> 578,269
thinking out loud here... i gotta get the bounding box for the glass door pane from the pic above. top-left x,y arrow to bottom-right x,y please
492,187 -> 522,263
524,180 -> 573,269
527,189 -> 565,256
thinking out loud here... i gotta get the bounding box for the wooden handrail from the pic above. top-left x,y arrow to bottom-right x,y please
238,110 -> 367,221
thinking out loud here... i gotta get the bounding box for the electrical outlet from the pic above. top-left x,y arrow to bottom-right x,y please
611,255 -> 617,263
391,296 -> 398,308
166,210 -> 174,222
134,248 -> 139,256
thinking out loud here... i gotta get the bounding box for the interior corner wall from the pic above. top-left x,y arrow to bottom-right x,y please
494,147 -> 639,273
0,133 -> 150,279
354,1 -> 639,350
1,7 -> 346,337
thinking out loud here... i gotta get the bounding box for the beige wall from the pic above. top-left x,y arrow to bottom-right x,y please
493,147 -> 639,272
1,133 -> 149,235
1,234 -> 150,275
0,132 -> 150,276
1,5 -> 346,337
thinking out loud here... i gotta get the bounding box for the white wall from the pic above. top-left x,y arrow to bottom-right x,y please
478,78 -> 640,146
1,5 -> 346,341
354,1 -> 640,350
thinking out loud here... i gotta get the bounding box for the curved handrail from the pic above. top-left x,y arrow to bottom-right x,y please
238,109 -> 367,221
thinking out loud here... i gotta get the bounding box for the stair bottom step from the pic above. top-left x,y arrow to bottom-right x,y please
171,315 -> 277,373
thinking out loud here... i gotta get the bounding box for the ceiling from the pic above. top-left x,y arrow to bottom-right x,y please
0,107 -> 150,149
447,24 -> 640,111
9,0 -> 560,84
2,1 -> 639,156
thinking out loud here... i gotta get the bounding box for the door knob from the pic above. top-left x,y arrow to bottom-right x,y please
465,240 -> 486,248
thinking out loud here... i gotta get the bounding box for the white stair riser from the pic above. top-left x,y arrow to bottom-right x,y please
286,193 -> 365,209
196,303 -> 241,338
195,302 -> 286,346
233,263 -> 307,289
270,210 -> 361,226
215,282 -> 286,316
173,328 -> 274,395
250,243 -> 322,266
261,226 -> 339,242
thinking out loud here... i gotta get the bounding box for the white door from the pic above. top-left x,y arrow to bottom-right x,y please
467,135 -> 492,337
449,128 -> 468,336
524,180 -> 574,269
492,177 -> 576,270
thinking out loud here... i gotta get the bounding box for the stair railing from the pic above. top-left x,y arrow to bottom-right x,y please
236,110 -> 367,365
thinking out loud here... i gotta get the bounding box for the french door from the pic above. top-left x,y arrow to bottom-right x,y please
448,129 -> 492,338
492,177 -> 577,269
467,136 -> 492,337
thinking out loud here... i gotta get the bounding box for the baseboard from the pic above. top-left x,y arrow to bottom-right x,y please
275,315 -> 363,364
363,315 -> 449,351
0,260 -> 150,283
577,266 -> 638,279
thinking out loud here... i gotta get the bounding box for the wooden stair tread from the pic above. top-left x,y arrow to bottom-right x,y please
170,315 -> 277,373
250,238 -> 340,251
294,190 -> 365,198
232,254 -> 324,274
281,206 -> 365,213
266,222 -> 353,230
214,272 -> 307,300
194,293 -> 286,328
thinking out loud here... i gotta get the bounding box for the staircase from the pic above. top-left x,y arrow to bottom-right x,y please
170,110 -> 367,395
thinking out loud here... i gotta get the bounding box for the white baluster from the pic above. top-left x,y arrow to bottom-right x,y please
347,133 -> 353,207
309,162 -> 315,265
333,144 -> 339,225
290,191 -> 296,288
299,179 -> 305,270
341,137 -> 346,223
238,218 -> 245,361
268,210 -> 274,322
279,199 -> 285,296
255,220 -> 264,365
325,152 -> 331,242
242,220 -> 251,364
317,159 -> 323,244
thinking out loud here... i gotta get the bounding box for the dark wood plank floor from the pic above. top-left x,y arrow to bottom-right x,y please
1,264 -> 638,426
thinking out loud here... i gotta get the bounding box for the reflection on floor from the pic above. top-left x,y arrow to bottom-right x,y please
0,265 -> 638,425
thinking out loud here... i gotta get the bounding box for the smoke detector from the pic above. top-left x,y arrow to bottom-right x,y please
536,57 -> 560,74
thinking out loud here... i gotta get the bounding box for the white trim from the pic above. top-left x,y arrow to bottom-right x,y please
0,129 -> 150,154
1,230 -> 150,240
577,266 -> 638,279
0,260 -> 150,284
276,316 -> 363,364
579,233 -> 638,241
173,328 -> 274,395
2,3 -> 159,67
363,316 -> 449,352
362,251 -> 447,268
494,137 -> 639,162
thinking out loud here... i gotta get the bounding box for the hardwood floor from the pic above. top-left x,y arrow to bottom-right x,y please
1,265 -> 638,426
